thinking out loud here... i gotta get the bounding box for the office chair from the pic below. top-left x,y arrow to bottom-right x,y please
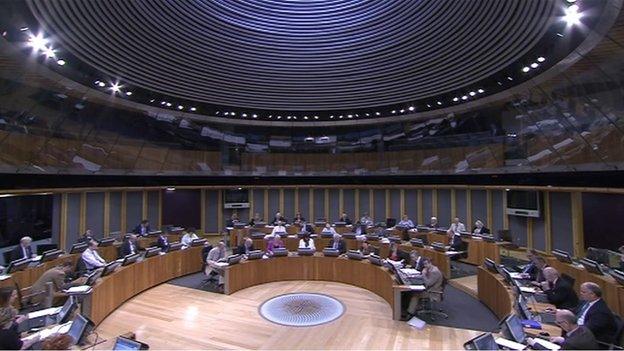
416,278 -> 448,321
14,281 -> 53,313
561,273 -> 575,287
598,314 -> 624,350
386,218 -> 397,228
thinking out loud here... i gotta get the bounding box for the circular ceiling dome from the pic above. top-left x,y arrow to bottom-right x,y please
28,0 -> 555,111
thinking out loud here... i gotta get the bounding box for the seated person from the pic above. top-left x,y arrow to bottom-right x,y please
120,234 -> 140,257
77,229 -> 95,244
539,267 -> 579,310
448,217 -> 466,234
292,212 -> 306,225
428,216 -> 439,229
388,242 -> 408,262
181,228 -> 199,246
532,256 -> 549,284
406,258 -> 444,316
81,240 -> 106,271
249,213 -> 263,226
408,250 -> 425,271
270,221 -> 287,236
537,309 -> 598,350
156,231 -> 170,251
266,234 -> 285,255
0,290 -> 39,350
577,282 -> 617,345
133,219 -> 151,236
10,236 -> 35,261
397,215 -> 415,229
201,241 -> 213,266
236,237 -> 254,255
321,223 -> 338,236
360,241 -> 378,256
360,213 -> 374,227
271,211 -> 286,226
28,261 -> 88,307
205,241 -> 227,286
226,212 -> 240,227
472,220 -> 490,235
448,231 -> 463,251
299,221 -> 314,235
337,212 -> 352,225
522,249 -> 539,280
328,233 -> 347,254
298,234 -> 315,251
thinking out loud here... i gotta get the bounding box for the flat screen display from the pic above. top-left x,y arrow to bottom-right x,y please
224,189 -> 248,203
506,190 -> 540,211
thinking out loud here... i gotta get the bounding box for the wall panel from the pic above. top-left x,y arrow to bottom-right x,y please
313,189 -> 325,221
147,191 -> 159,228
551,192 -> 573,254
329,189 -> 340,221
125,191 -> 143,232
267,189 -> 280,217
422,189 -> 433,222
86,192 -> 104,237
373,189 -> 386,222
204,190 -> 219,232
456,189 -> 467,223
437,189 -> 451,227
66,193 -> 81,251
343,189 -> 355,219
109,192 -> 122,233
389,189 -> 401,219
252,189 -> 264,219
359,190 -> 370,219
491,190 -> 504,235
51,194 -> 61,246
298,189 -> 310,222
471,190 -> 487,227
404,189 -> 418,223
509,215 -> 528,247
533,216 -> 546,251
283,189 -> 295,220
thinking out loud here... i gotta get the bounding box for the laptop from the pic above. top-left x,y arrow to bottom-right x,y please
247,250 -> 264,260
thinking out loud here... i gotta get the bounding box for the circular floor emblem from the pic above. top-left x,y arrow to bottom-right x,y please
259,293 -> 345,327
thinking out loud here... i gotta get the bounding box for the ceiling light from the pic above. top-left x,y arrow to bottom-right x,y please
56,59 -> 66,66
166,102 -> 172,107
453,97 -> 459,102
330,115 -> 334,119
478,89 -> 485,94
277,116 -> 282,119
408,106 -> 415,111
375,112 -> 380,116
507,76 -> 514,81
177,105 -> 184,110
537,57 -> 546,63
98,82 -> 106,87
293,116 -> 297,120
461,96 -> 468,100
347,114 -> 352,118
110,83 -> 120,93
469,91 -> 476,96
314,116 -> 319,119
437,101 -> 442,105
304,116 -> 308,120
427,104 -> 431,108
365,113 -> 370,117
530,63 -> 539,69
391,110 -> 396,114
242,113 -> 247,117
252,114 -> 257,118
231,112 -> 236,116
190,107 -> 197,111
149,99 -> 155,103
564,4 -> 582,25
399,109 -> 405,113
224,112 -> 229,116
160,101 -> 166,105
125,91 -> 132,96
27,33 -> 47,51
522,67 -> 530,73
43,47 -> 55,58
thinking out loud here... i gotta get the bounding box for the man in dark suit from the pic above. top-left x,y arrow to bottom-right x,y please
543,309 -> 599,350
120,234 -> 140,257
532,256 -> 549,283
577,282 -> 617,345
133,220 -> 151,236
76,229 -> 95,244
235,237 -> 254,255
271,211 -> 286,226
338,212 -> 352,225
328,233 -> 347,254
156,232 -> 170,251
448,232 -> 463,251
471,220 -> 490,235
11,236 -> 35,261
540,267 -> 579,310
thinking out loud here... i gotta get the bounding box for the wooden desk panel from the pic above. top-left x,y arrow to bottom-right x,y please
85,246 -> 204,326
0,254 -> 79,289
477,267 -> 513,320
421,232 -> 502,265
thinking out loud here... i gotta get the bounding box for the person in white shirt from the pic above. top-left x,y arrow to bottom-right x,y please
429,216 -> 439,229
271,221 -> 287,236
321,223 -> 337,235
81,240 -> 106,270
397,215 -> 415,228
205,241 -> 227,286
298,234 -> 316,251
448,217 -> 466,234
181,228 -> 199,246
360,213 -> 373,226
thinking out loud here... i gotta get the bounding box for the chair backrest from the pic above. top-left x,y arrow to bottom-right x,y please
498,230 -> 512,242
561,273 -> 575,287
614,314 -> 624,347
75,256 -> 88,276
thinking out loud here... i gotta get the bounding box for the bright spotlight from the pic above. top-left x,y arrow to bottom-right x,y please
564,4 -> 582,25
110,83 -> 121,93
27,33 -> 47,51
537,57 -> 546,63
452,97 -> 459,102
408,106 -> 415,111
478,89 -> 485,94
177,105 -> 184,110
166,102 -> 172,107
469,91 -> 476,96
125,91 -> 132,96
252,114 -> 257,118
191,107 -> 197,112
530,62 -> 539,69
43,47 -> 55,58
56,59 -> 66,66
461,96 -> 468,100
522,67 -> 530,73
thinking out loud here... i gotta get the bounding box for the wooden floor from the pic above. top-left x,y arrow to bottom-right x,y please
94,280 -> 481,350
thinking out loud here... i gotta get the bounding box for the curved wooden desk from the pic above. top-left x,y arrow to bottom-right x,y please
477,267 -> 514,320
224,255 -> 399,318
0,254 -> 80,290
84,246 -> 204,326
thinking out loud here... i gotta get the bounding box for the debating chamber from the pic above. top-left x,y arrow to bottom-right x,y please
2,0 -> 624,349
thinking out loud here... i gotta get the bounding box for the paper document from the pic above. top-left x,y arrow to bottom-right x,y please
214,262 -> 229,267
519,286 -> 537,294
407,316 -> 426,329
510,272 -> 527,279
409,285 -> 426,291
445,251 -> 461,256
0,275 -> 11,281
27,306 -> 62,319
31,255 -> 42,262
64,285 -> 92,294
22,321 -> 72,342
495,337 -> 526,350
532,338 -> 561,350
400,268 -> 421,276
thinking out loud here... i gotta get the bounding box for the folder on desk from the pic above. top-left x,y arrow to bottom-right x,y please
519,286 -> 537,294
520,319 -> 542,329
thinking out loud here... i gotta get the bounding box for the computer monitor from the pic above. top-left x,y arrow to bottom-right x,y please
121,253 -> 141,266
7,258 -> 31,273
274,232 -> 287,238
146,230 -> 162,236
166,242 -> 184,252
388,236 -> 402,244
431,242 -> 446,252
484,258 -> 498,274
320,232 -> 334,238
190,238 -> 207,247
113,336 -> 143,351
410,238 -> 424,248
347,250 -> 363,261
297,248 -> 314,256
254,221 -> 267,228
516,295 -> 532,320
67,314 -> 93,345
610,270 -> 624,285
580,258 -> 603,275
98,238 -> 115,247
143,247 -> 161,259
314,221 -> 326,227
36,244 -> 58,255
334,221 -> 347,227
69,243 -> 88,254
85,269 -> 102,286
233,222 -> 247,229
226,254 -> 242,265
552,249 -> 573,264
586,247 -> 610,266
368,254 -> 383,266
40,249 -> 64,263
464,332 -> 498,351
56,298 -> 78,324
500,267 -> 514,285
272,248 -> 288,257
322,248 -> 340,257
501,314 -> 526,343
247,250 -> 264,260
101,261 -> 121,277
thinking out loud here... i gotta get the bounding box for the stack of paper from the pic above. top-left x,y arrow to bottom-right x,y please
64,285 -> 92,294
495,337 -> 526,350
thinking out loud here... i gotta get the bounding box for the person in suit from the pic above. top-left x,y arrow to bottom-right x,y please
407,258 -> 444,316
338,212 -> 352,225
205,241 -> 227,286
156,232 -> 170,251
298,234 -> 315,251
448,217 -> 466,234
299,221 -> 314,235
236,237 -> 254,255
201,241 -> 213,266
293,212 -> 306,225
545,309 -> 599,350
249,213 -> 263,226
120,234 -> 140,257
359,241 -> 378,256
77,229 -> 95,244
181,228 -> 199,246
133,220 -> 151,236
397,215 -> 415,228
448,231 -> 463,251
472,220 -> 490,235
271,211 -> 286,226
577,282 -> 617,345
522,249 -> 540,280
328,233 -> 347,254
532,256 -> 549,283
388,243 -> 408,262
28,261 -> 87,306
360,213 -> 373,226
225,212 -> 240,227
10,236 -> 35,261
540,267 -> 579,310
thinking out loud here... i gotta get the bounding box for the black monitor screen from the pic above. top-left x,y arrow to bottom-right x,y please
472,333 -> 498,351
223,189 -> 248,203
113,337 -> 143,351
505,314 -> 526,343
0,194 -> 53,247
67,314 -> 88,344
507,190 -> 539,211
